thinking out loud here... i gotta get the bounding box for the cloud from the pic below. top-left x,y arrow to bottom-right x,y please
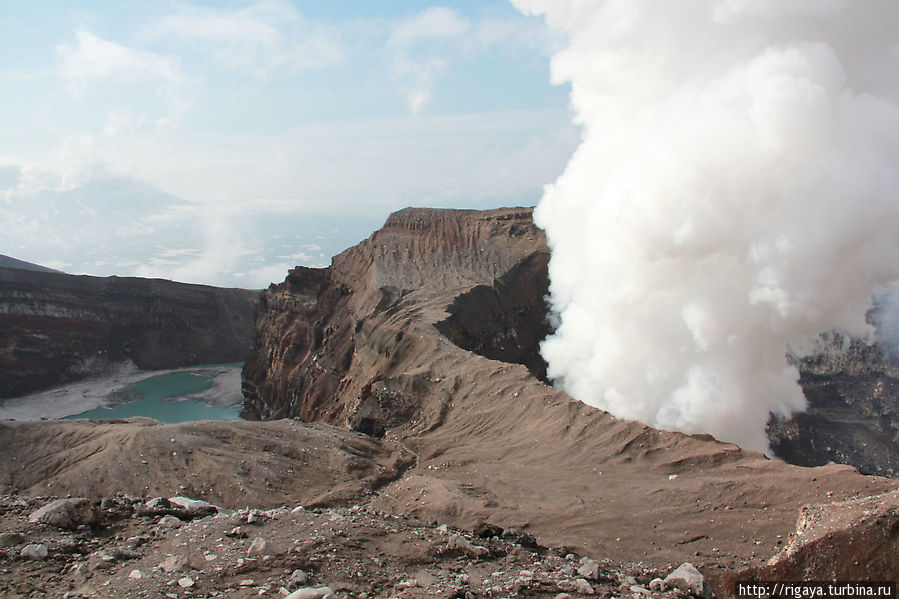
0,164 -> 22,190
387,7 -> 471,48
517,0 -> 899,454
57,30 -> 182,95
151,0 -> 342,76
387,7 -> 553,114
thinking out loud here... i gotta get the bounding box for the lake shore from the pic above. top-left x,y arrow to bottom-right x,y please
0,363 -> 243,421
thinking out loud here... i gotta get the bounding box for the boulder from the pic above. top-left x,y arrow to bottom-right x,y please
21,543 -> 48,561
664,563 -> 712,599
247,536 -> 270,557
577,557 -> 600,581
284,587 -> 336,599
729,489 -> 899,583
29,498 -> 102,530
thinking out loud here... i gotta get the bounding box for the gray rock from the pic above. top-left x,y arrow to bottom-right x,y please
29,498 -> 102,530
664,562 -> 712,599
145,497 -> 171,510
287,569 -> 309,590
630,585 -> 651,596
284,587 -> 336,599
247,536 -> 270,557
159,554 -> 189,573
157,515 -> 183,528
0,532 -> 25,547
447,534 -> 489,558
99,547 -> 140,562
168,496 -> 216,513
21,543 -> 48,561
577,557 -> 600,581
574,578 -> 595,595
178,577 -> 195,588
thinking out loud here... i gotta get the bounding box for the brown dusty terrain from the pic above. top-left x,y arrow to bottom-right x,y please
0,419 -> 410,510
1,208 -> 897,598
0,493 -> 695,599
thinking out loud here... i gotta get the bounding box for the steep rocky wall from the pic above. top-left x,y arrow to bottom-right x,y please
0,267 -> 259,398
241,206 -> 545,424
770,331 -> 899,477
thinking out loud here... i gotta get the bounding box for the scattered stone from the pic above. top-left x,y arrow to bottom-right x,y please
157,515 -> 183,528
287,569 -> 309,589
630,585 -> 651,596
99,547 -> 140,562
21,543 -> 48,561
574,578 -> 595,595
168,496 -> 216,513
664,563 -> 711,599
0,532 -> 25,547
126,535 -> 148,549
146,497 -> 172,510
178,577 -> 195,588
159,554 -> 189,573
247,536 -> 270,557
246,509 -> 266,524
285,587 -> 336,599
503,529 -> 539,549
225,526 -> 247,538
129,570 -> 143,580
447,534 -> 489,558
474,522 -> 503,538
577,557 -> 600,581
29,498 -> 102,530
554,595 -> 571,599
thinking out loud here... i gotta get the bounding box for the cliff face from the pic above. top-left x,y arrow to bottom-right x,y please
241,207 -> 544,423
0,267 -> 259,398
769,331 -> 899,477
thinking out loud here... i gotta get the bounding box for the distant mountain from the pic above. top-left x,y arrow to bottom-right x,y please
0,254 -> 61,274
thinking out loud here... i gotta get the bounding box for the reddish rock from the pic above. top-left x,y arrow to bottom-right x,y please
29,497 -> 102,530
722,489 -> 899,593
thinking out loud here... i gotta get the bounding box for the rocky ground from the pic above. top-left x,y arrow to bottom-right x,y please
0,494 -> 714,599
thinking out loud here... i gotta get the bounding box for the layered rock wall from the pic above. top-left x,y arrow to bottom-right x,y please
0,268 -> 259,398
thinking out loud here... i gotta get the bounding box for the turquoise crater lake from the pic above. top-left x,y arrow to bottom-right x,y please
65,364 -> 244,423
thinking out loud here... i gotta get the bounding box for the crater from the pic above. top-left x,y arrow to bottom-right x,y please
436,252 -> 898,477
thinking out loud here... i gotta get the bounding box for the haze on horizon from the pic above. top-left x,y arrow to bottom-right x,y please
0,0 -> 576,288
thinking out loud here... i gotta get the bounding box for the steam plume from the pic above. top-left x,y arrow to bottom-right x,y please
513,0 -> 899,452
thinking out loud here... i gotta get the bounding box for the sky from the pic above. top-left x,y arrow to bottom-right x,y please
0,0 -> 576,288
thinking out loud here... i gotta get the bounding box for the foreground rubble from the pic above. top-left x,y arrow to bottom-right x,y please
1,494 -> 713,599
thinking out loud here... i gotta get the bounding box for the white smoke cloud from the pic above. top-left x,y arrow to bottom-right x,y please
513,0 -> 899,453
